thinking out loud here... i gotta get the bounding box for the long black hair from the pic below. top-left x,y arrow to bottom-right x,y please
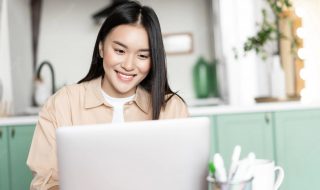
78,1 -> 178,120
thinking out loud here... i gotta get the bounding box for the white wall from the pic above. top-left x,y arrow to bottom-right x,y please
0,0 -> 32,114
219,0 -> 260,105
0,0 -> 13,103
38,0 -> 212,101
8,0 -> 33,113
38,0 -> 107,89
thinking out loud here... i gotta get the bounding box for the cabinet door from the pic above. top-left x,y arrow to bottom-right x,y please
0,127 -> 10,190
210,116 -> 217,157
215,112 -> 274,166
275,109 -> 320,190
8,125 -> 35,190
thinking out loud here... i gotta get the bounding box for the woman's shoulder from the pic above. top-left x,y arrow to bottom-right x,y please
44,82 -> 89,109
49,77 -> 102,107
53,82 -> 86,100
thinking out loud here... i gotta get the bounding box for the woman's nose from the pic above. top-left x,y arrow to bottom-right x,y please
121,55 -> 135,71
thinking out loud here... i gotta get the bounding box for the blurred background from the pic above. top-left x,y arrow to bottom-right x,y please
1,1 -> 320,190
1,0 -> 320,114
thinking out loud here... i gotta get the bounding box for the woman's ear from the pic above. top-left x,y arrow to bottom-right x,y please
98,42 -> 104,58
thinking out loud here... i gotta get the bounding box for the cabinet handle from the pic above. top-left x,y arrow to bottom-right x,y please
0,129 -> 2,138
264,113 -> 270,124
11,128 -> 15,138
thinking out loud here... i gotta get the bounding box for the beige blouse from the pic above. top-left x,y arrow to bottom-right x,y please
27,77 -> 189,190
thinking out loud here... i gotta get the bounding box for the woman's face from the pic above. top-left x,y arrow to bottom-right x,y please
99,24 -> 151,98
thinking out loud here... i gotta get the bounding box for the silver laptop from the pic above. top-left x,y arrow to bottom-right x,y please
56,117 -> 211,190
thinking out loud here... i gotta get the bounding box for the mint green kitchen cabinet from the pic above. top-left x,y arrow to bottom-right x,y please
0,127 -> 10,190
209,116 -> 217,156
214,112 -> 274,166
275,109 -> 320,190
8,125 -> 35,190
0,124 -> 35,190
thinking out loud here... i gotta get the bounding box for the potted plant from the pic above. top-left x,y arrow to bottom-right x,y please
242,0 -> 295,59
236,0 -> 301,101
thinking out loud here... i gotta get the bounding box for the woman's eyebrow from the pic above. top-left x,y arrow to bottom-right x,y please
112,41 -> 128,49
139,49 -> 150,52
112,40 -> 150,52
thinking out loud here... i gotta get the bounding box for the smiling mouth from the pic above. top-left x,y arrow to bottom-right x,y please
116,71 -> 136,81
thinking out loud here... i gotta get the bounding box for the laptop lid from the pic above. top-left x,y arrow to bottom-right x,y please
56,117 -> 211,190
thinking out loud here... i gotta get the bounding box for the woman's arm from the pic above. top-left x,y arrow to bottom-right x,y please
27,87 -> 71,190
27,98 -> 60,190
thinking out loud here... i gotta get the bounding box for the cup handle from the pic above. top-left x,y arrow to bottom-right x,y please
274,166 -> 284,190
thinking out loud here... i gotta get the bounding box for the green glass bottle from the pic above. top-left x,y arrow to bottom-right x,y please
193,57 -> 210,98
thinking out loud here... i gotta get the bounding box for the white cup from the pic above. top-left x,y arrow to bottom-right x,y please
251,159 -> 284,190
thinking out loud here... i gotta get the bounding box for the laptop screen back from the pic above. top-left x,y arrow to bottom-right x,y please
56,117 -> 211,190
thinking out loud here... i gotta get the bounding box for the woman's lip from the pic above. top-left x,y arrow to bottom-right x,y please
116,70 -> 136,76
116,71 -> 136,81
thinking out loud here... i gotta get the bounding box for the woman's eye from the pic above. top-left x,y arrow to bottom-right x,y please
114,49 -> 125,54
138,54 -> 149,59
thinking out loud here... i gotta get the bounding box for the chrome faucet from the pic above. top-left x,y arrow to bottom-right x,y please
35,61 -> 56,94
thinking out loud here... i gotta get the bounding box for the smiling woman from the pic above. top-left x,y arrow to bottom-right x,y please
98,24 -> 151,98
26,1 -> 189,190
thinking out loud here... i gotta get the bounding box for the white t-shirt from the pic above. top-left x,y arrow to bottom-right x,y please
101,90 -> 135,123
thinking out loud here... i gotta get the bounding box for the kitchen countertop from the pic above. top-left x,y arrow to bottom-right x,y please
1,102 -> 320,126
0,115 -> 38,126
188,101 -> 320,116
